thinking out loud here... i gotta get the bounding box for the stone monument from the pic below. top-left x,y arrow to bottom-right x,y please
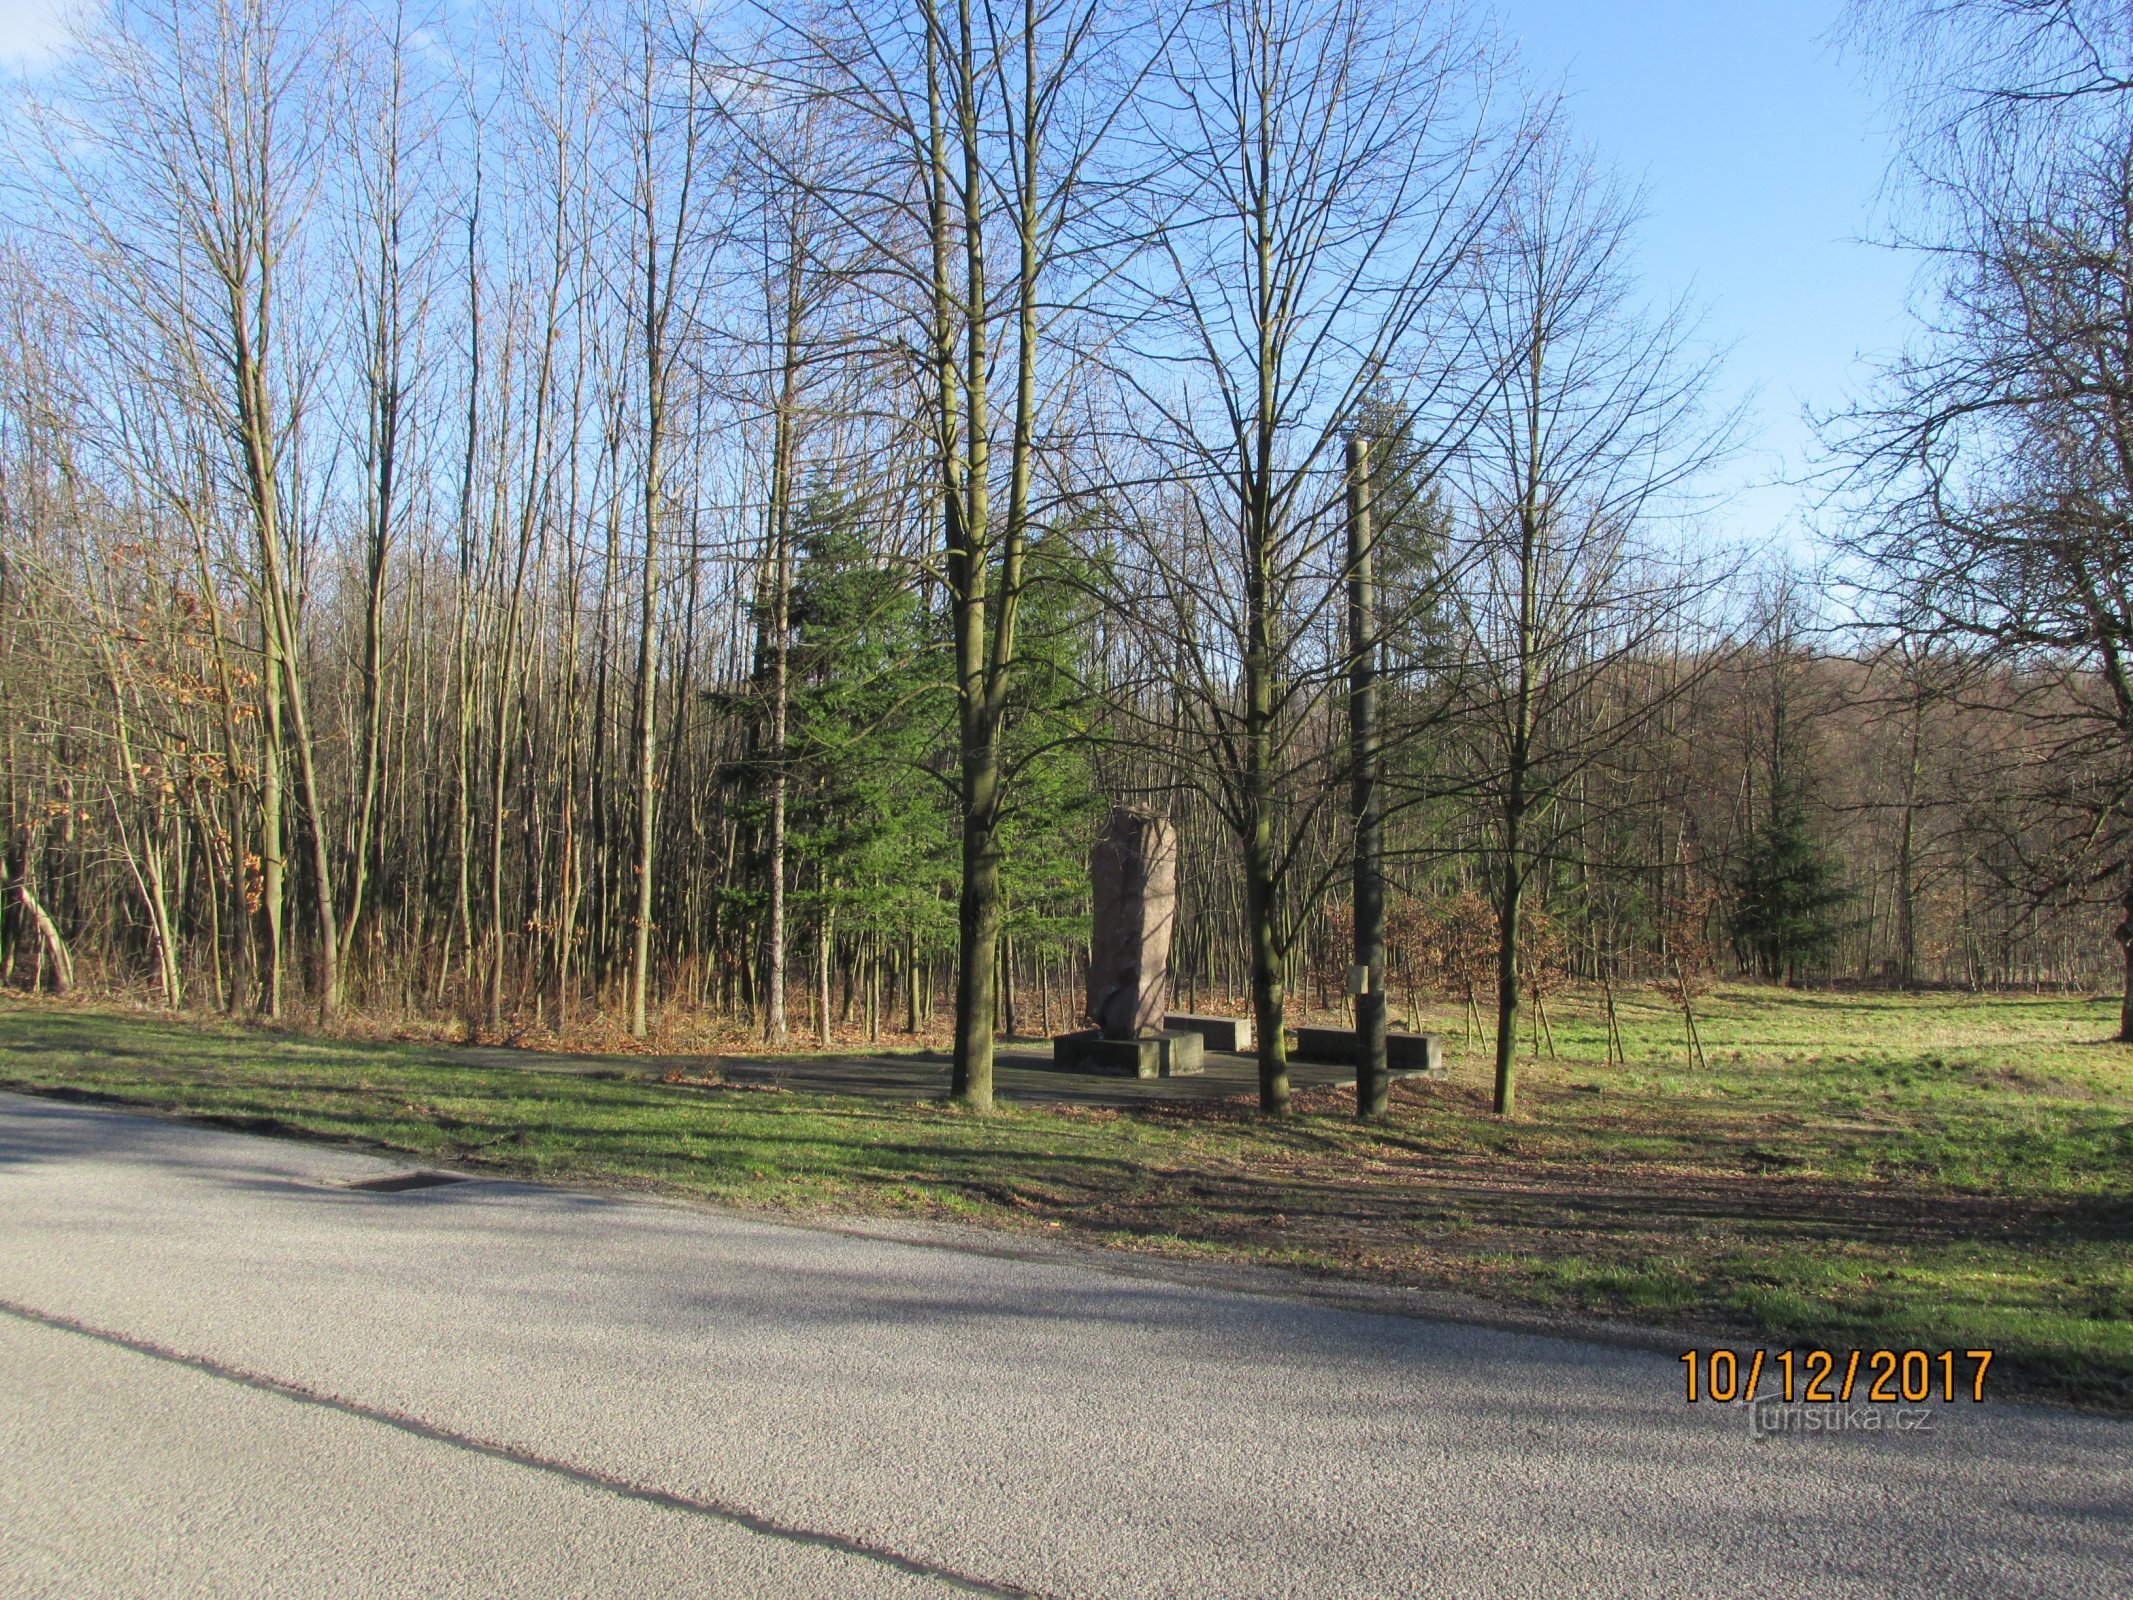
1088,808 -> 1177,1037
1052,809 -> 1203,1077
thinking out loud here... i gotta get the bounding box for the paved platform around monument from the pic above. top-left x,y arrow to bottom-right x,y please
709,1045 -> 1416,1106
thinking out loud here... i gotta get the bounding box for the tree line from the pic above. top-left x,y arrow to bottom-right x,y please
1,0 -> 2126,1118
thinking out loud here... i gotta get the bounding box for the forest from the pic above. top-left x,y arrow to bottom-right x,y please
4,0 -> 2132,1115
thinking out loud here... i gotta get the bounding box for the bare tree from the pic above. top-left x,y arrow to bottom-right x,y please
714,82 -> 870,1046
1833,0 -> 2133,1036
338,0 -> 444,1000
25,0 -> 349,1019
613,1 -> 720,1038
1119,0 -> 1501,1110
735,0 -> 1151,1105
1831,143 -> 2133,1032
1450,132 -> 1732,1116
1,0 -> 2119,1046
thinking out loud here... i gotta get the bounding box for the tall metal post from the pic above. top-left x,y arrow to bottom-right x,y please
1348,436 -> 1388,1115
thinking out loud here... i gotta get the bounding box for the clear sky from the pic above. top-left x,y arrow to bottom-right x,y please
0,0 -> 73,74
1494,0 -> 1918,551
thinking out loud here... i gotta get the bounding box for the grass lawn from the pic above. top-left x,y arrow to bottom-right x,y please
2,985 -> 2128,1408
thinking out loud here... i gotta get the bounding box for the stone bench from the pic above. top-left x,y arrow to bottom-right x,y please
1049,1028 -> 1205,1078
1286,1026 -> 1445,1077
1162,1013 -> 1254,1053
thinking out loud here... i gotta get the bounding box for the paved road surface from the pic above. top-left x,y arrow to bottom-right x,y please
0,1092 -> 2123,1597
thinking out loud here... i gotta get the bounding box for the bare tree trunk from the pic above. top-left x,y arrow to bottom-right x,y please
234,277 -> 339,1020
761,332 -> 798,1046
339,6 -> 427,1001
447,164 -> 484,1007
259,616 -> 287,1019
817,902 -> 833,1047
629,428 -> 662,1038
1493,822 -> 1524,1114
2117,868 -> 2133,1044
622,9 -> 710,1038
1895,679 -> 1925,987
1493,691 -> 1532,1116
1244,767 -> 1290,1111
14,826 -> 73,995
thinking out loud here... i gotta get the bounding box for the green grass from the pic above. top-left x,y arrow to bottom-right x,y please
2,986 -> 2129,1408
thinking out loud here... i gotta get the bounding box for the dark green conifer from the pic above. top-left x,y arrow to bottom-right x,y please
1730,790 -> 1850,983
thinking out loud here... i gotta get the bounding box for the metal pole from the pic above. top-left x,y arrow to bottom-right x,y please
1348,436 -> 1388,1115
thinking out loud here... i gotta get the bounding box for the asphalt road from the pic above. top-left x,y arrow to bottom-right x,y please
0,1091 -> 2124,1598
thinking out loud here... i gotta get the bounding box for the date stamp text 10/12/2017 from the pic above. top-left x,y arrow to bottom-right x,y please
1680,1348 -> 1993,1405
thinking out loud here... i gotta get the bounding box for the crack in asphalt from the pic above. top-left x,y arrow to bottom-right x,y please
0,1295 -> 1056,1600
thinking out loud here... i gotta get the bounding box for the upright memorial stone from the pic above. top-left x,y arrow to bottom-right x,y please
1051,809 -> 1204,1077
1089,808 -> 1177,1038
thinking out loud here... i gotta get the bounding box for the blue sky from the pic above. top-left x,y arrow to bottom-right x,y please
1495,0 -> 1918,550
0,1 -> 71,72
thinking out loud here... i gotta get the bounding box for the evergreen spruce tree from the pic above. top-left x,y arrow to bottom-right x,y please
727,489 -> 1105,1045
783,491 -> 958,988
1353,388 -> 1454,679
991,532 -> 1105,1007
1730,790 -> 1850,983
704,487 -> 956,1036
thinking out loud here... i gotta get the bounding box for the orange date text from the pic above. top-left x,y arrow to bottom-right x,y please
1679,1348 -> 1992,1404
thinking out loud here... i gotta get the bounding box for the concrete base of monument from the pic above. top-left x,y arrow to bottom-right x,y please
1048,1029 -> 1206,1078
1162,1013 -> 1254,1053
1286,1027 -> 1446,1078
